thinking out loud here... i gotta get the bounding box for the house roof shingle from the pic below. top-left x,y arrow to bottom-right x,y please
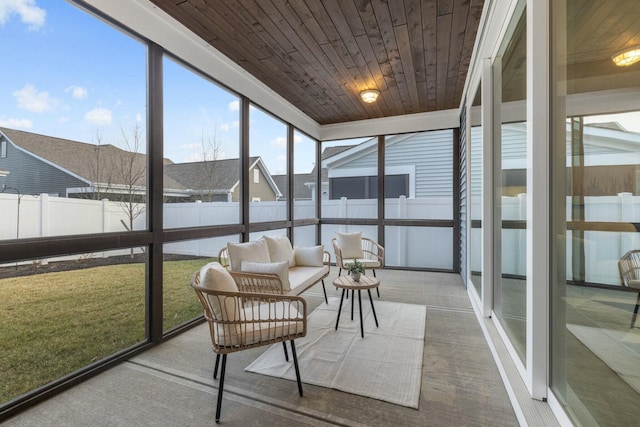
164,157 -> 259,192
0,127 -> 185,190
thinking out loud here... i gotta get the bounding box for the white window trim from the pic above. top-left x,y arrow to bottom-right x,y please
253,168 -> 259,183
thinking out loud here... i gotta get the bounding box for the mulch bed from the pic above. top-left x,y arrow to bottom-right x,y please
0,254 -> 202,279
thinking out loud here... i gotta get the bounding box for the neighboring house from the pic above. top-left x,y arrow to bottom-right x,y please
0,127 -> 282,203
470,121 -> 640,197
305,145 -> 354,200
315,131 -> 454,200
0,127 -> 188,201
271,173 -> 314,201
165,157 -> 282,202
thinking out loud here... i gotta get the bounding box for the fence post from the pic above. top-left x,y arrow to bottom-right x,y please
398,196 -> 407,265
102,199 -> 109,259
340,197 -> 347,232
40,194 -> 49,265
39,194 -> 48,238
518,193 -> 527,276
619,192 -> 634,258
196,200 -> 202,256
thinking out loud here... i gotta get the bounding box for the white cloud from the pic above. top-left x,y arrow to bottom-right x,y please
277,155 -> 286,161
0,0 -> 46,30
228,100 -> 239,111
294,134 -> 302,144
65,85 -> 88,100
84,108 -> 112,126
136,113 -> 142,122
271,136 -> 286,148
0,117 -> 32,129
220,120 -> 239,131
14,84 -> 59,113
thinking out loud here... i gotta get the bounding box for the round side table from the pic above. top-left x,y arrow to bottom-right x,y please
332,275 -> 380,338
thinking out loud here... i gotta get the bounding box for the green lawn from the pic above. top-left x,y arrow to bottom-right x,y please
0,258 -> 210,404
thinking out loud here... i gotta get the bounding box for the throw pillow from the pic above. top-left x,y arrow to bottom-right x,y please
262,235 -> 296,267
226,240 -> 270,271
336,232 -> 364,259
294,245 -> 325,267
199,262 -> 239,321
241,260 -> 291,291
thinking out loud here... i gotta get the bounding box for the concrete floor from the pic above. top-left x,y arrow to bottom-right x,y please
5,268 -> 520,426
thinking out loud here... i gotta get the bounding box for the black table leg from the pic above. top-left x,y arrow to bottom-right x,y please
351,289 -> 354,320
358,289 -> 364,338
335,288 -> 346,330
368,289 -> 379,327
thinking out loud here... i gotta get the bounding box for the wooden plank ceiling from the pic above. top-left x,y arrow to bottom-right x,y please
149,0 -> 485,125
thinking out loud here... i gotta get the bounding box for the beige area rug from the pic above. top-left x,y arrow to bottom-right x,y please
245,296 -> 427,408
567,324 -> 640,394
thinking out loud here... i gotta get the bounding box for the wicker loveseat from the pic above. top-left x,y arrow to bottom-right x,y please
218,235 -> 330,303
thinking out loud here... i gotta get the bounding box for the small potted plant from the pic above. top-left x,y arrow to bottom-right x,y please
346,259 -> 365,281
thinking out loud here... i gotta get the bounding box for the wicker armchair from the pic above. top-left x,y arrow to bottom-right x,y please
617,249 -> 640,328
332,236 -> 384,297
192,269 -> 307,423
332,237 -> 385,276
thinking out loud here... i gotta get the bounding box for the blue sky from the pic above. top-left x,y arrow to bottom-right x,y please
0,0 -> 321,175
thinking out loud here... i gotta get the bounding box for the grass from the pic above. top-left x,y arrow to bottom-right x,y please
0,258 -> 210,404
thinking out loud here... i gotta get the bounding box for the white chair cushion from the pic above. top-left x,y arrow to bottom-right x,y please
227,240 -> 270,271
336,232 -> 364,259
215,302 -> 304,347
262,235 -> 296,267
628,279 -> 640,290
293,245 -> 324,267
241,260 -> 291,291
199,262 -> 239,322
341,258 -> 381,269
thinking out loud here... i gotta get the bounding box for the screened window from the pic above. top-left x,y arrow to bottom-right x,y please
329,174 -> 408,199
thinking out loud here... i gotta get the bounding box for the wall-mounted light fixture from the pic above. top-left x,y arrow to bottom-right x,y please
360,89 -> 380,103
611,46 -> 640,67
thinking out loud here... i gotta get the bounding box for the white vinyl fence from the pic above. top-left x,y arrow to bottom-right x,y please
469,192 -> 640,286
2,192 -> 637,284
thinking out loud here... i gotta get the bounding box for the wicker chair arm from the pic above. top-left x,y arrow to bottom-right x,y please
323,250 -> 331,266
332,238 -> 344,268
218,247 -> 230,269
362,237 -> 385,266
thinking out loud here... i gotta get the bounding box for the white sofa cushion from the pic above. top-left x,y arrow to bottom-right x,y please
336,232 -> 364,259
199,262 -> 239,322
294,245 -> 324,266
263,235 -> 296,267
241,260 -> 291,291
288,265 -> 329,292
227,240 -> 270,271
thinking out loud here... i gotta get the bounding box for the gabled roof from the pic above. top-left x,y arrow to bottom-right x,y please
0,127 -> 185,190
164,157 -> 252,192
165,156 -> 282,198
271,173 -> 313,200
307,145 -> 356,184
322,134 -> 415,170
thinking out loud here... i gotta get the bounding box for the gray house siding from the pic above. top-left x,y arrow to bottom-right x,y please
327,130 -> 454,198
389,130 -> 453,198
0,140 -> 87,196
470,126 -> 483,198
